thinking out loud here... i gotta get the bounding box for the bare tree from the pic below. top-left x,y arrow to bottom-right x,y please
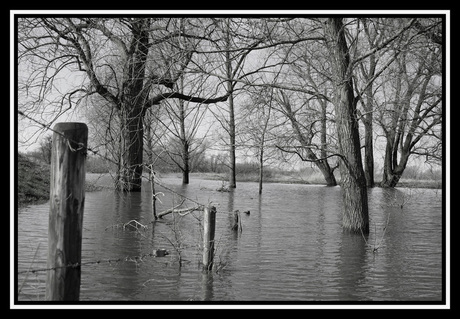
238,86 -> 281,194
148,72 -> 211,184
207,18 -> 267,189
321,17 -> 421,232
376,28 -> 442,187
274,89 -> 338,186
18,17 -> 229,192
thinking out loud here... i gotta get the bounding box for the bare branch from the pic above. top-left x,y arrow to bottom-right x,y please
352,18 -> 417,67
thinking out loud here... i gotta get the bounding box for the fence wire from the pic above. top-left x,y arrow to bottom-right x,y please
18,109 -> 206,207
16,110 -> 239,278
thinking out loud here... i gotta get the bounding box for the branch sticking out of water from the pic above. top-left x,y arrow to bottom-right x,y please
157,200 -> 204,219
360,211 -> 391,253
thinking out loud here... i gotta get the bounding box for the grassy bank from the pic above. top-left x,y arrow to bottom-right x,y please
189,170 -> 327,185
17,153 -> 50,207
188,171 -> 442,189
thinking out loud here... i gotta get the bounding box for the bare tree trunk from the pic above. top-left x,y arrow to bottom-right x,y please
228,92 -> 237,189
363,92 -> 375,188
182,140 -> 190,184
325,18 -> 369,234
258,147 -> 264,194
362,58 -> 376,188
359,20 -> 378,188
381,138 -> 410,188
178,98 -> 190,185
225,20 -> 237,189
117,106 -> 144,192
116,19 -> 150,192
318,100 -> 338,186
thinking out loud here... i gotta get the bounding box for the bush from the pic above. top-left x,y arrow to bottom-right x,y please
86,155 -> 111,173
17,153 -> 50,206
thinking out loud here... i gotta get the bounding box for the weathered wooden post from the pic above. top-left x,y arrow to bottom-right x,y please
46,122 -> 87,301
202,205 -> 216,272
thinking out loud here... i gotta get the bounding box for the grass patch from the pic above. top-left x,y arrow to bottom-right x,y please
191,168 -> 442,189
190,169 -> 328,185
17,153 -> 50,207
17,153 -> 105,207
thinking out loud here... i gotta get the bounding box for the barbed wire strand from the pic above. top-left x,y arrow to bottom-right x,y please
17,110 -> 237,276
17,253 -> 163,275
17,110 -> 206,207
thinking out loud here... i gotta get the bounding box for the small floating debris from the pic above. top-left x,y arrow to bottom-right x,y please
153,249 -> 169,257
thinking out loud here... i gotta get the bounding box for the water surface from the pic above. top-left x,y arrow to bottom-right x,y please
17,174 -> 443,302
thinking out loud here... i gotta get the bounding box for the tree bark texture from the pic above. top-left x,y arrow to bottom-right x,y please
117,106 -> 144,192
116,19 -> 150,191
325,18 -> 369,234
362,61 -> 376,188
182,140 -> 190,184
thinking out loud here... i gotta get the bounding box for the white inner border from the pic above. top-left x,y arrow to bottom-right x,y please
10,9 -> 450,310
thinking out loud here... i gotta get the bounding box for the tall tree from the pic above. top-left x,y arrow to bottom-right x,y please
207,18 -> 267,189
238,86 -> 280,194
324,18 -> 370,234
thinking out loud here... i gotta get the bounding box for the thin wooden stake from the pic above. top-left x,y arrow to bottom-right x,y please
46,122 -> 87,301
202,205 -> 216,272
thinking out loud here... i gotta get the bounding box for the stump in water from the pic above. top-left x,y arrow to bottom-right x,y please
231,210 -> 242,232
202,205 -> 216,271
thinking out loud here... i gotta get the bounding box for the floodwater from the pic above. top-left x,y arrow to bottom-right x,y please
16,174 -> 444,303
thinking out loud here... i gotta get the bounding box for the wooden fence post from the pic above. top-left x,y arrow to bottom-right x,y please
202,205 -> 216,272
46,122 -> 87,301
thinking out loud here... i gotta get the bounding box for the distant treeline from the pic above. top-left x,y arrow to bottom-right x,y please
20,150 -> 441,187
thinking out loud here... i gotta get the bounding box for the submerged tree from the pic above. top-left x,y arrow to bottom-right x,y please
377,37 -> 442,187
323,18 -> 370,234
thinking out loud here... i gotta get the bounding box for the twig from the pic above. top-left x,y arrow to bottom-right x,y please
157,199 -> 205,218
360,211 -> 391,253
123,219 -> 148,230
